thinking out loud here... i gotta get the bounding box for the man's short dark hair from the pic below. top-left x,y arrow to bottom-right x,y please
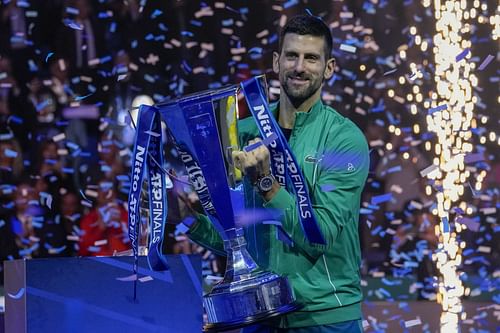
278,15 -> 333,59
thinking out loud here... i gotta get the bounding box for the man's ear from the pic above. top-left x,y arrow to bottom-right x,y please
324,58 -> 335,80
272,51 -> 280,74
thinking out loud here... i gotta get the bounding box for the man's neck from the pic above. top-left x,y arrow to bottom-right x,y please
278,88 -> 321,129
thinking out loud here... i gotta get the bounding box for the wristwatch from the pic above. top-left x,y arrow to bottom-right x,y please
254,173 -> 275,193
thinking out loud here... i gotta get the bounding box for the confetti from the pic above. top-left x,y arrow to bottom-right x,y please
94,239 -> 108,246
62,18 -> 83,30
479,207 -> 496,215
45,52 -> 54,63
243,133 -> 278,152
340,44 -> 356,53
116,274 -> 138,282
139,276 -> 154,283
144,130 -> 160,137
371,193 -> 393,205
206,275 -> 223,281
3,148 -> 18,158
320,184 -> 336,192
464,152 -> 485,164
419,164 -> 439,177
404,318 -> 422,328
48,245 -> 67,254
477,54 -> 494,71
455,48 -> 470,62
66,235 -> 80,241
74,93 -> 93,101
427,104 -> 447,115
39,192 -> 53,209
383,68 -> 397,76
7,288 -> 25,299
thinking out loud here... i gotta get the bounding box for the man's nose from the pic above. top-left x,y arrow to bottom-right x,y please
294,56 -> 305,72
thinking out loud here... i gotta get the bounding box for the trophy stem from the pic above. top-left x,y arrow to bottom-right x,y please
203,228 -> 300,332
220,228 -> 259,284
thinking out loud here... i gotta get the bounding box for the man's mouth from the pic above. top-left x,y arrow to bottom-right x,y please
287,76 -> 309,85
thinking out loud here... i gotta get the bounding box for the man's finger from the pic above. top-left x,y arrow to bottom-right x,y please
244,133 -> 277,152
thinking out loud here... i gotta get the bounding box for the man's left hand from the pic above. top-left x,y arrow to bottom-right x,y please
232,138 -> 280,201
232,138 -> 271,184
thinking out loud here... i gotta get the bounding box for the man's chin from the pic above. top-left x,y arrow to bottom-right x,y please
286,89 -> 313,103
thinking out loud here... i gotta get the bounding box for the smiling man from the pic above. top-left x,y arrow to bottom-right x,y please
188,15 -> 369,333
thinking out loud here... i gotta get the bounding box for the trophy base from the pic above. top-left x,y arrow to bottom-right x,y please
203,271 -> 301,332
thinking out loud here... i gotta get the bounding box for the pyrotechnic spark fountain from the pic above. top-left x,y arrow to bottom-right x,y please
424,1 -> 486,331
389,0 -> 497,331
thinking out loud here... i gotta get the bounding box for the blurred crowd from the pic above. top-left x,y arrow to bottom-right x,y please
0,0 -> 498,298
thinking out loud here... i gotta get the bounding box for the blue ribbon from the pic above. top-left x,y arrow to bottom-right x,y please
145,109 -> 170,271
128,105 -> 169,298
241,77 -> 325,245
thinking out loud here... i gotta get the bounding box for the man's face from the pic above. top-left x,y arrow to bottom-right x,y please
273,33 -> 334,106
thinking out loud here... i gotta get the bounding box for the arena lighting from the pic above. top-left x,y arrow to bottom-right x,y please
424,1 -> 478,331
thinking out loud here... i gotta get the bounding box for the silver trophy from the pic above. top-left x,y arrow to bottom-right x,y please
157,77 -> 299,331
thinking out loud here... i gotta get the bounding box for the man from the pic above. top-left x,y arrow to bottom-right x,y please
188,15 -> 369,332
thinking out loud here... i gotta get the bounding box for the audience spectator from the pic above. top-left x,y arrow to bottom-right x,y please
59,190 -> 83,248
78,178 -> 129,256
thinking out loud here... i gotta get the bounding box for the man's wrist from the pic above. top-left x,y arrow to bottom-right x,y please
261,181 -> 280,202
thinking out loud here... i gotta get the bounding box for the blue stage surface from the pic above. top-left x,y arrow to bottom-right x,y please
4,255 -> 202,333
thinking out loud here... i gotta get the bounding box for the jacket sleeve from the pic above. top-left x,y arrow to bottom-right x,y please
263,125 -> 370,260
187,213 -> 226,256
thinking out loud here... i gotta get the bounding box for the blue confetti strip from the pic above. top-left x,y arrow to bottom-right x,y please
45,52 -> 54,63
371,193 -> 393,205
428,104 -> 447,115
455,48 -> 470,62
441,216 -> 450,233
478,54 -> 494,71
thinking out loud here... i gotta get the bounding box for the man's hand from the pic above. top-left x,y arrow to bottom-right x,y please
232,138 -> 271,183
232,138 -> 280,201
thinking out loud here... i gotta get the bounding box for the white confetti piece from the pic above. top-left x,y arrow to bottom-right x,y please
230,47 -> 246,55
477,246 -> 491,253
116,274 -> 137,282
340,12 -> 354,18
390,184 -> 403,194
117,74 -> 128,81
94,239 -> 108,246
340,44 -> 356,53
52,133 -> 66,142
139,276 -> 154,283
170,39 -> 181,47
405,318 -> 422,328
480,207 -> 496,215
420,164 -> 439,177
385,228 -> 396,235
85,189 -> 98,198
206,275 -> 223,281
409,200 -> 423,210
145,130 -> 160,137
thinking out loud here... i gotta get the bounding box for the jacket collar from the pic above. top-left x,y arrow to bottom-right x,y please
269,98 -> 323,129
